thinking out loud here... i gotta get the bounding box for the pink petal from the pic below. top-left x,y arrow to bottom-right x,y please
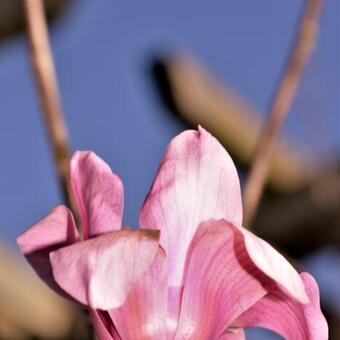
70,151 -> 124,239
50,229 -> 161,310
219,329 -> 245,340
90,310 -> 120,340
175,220 -> 270,339
17,205 -> 79,292
109,248 -> 168,339
236,223 -> 309,304
139,126 -> 242,291
234,272 -> 328,340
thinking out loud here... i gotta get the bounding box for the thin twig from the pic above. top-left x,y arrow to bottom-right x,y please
24,0 -> 76,214
243,0 -> 324,227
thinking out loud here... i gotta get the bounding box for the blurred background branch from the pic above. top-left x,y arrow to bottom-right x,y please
243,0 -> 325,226
24,0 -> 76,214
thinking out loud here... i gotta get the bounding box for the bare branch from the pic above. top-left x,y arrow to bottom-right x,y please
243,0 -> 324,226
23,0 -> 76,214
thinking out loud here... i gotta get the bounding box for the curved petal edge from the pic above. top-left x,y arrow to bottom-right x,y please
71,151 -> 124,239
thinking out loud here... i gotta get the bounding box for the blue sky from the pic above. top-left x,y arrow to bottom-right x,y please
0,0 -> 338,245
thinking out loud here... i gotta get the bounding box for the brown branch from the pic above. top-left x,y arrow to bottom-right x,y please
243,0 -> 324,227
24,0 -> 76,214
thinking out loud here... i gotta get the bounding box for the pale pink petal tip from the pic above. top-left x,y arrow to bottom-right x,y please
70,151 -> 124,239
139,126 -> 242,289
50,229 -> 161,310
17,205 -> 78,255
16,205 -> 79,292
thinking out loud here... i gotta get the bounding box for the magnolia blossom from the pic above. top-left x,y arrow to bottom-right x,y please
18,127 -> 327,339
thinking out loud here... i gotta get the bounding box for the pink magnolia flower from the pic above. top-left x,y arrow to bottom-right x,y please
17,127 -> 327,339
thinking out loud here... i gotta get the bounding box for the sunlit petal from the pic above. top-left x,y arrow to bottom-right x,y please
175,220 -> 269,339
71,151 -> 124,239
50,229 -> 160,310
109,248 -> 168,339
140,126 -> 242,292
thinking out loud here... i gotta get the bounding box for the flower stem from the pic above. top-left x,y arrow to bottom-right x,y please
23,0 -> 76,215
243,0 -> 324,227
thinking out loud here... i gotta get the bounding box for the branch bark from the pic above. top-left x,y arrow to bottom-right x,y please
24,0 -> 76,214
243,0 -> 324,226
